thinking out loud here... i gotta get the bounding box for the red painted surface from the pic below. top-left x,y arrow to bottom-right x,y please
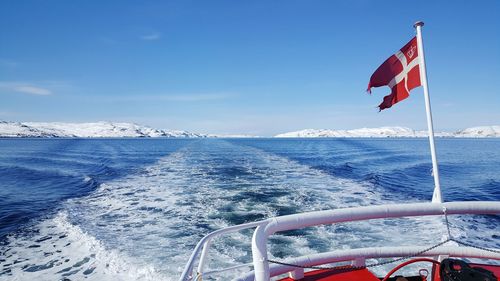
431,263 -> 440,281
277,268 -> 380,281
278,263 -> 500,281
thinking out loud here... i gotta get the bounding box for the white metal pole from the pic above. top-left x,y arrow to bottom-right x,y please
252,225 -> 270,281
414,21 -> 443,203
197,239 -> 212,277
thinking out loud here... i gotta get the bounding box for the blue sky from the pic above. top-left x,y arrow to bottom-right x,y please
1,0 -> 499,136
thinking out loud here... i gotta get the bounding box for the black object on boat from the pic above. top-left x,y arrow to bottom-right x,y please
440,258 -> 497,281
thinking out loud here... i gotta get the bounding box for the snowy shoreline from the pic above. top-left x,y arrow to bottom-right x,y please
275,126 -> 500,138
1,121 -> 499,138
0,121 -> 205,138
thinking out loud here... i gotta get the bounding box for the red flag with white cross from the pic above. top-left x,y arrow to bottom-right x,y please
367,37 -> 421,111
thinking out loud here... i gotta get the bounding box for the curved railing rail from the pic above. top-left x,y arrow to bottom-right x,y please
236,245 -> 500,281
179,220 -> 268,280
179,201 -> 500,281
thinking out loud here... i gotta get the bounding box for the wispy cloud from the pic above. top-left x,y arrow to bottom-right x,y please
160,93 -> 232,102
140,32 -> 161,41
14,85 -> 52,95
0,59 -> 19,68
0,81 -> 61,96
102,93 -> 234,102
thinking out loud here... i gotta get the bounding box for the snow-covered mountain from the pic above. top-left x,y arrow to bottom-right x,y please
1,122 -> 499,138
453,126 -> 500,138
0,121 -> 205,138
275,126 -> 500,138
207,134 -> 262,138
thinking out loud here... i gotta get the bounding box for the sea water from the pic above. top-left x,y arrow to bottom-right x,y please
0,138 -> 499,280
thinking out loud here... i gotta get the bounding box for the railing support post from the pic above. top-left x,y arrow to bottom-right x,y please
252,225 -> 270,281
352,257 -> 366,267
197,239 -> 213,276
289,268 -> 304,280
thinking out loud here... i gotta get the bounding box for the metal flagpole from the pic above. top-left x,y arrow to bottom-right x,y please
414,21 -> 442,203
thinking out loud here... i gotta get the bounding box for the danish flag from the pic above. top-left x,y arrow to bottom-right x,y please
367,37 -> 421,111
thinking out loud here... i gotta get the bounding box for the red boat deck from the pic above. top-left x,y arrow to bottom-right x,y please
277,263 -> 500,281
278,268 -> 380,281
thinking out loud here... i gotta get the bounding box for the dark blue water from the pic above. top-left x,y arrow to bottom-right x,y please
0,138 -> 499,280
233,138 -> 500,201
0,139 -> 190,239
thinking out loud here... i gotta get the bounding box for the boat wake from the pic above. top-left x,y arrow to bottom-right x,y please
1,139 -> 489,280
1,212 -> 162,280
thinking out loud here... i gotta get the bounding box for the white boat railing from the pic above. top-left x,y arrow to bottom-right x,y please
179,201 -> 500,281
237,245 -> 500,281
179,220 -> 267,280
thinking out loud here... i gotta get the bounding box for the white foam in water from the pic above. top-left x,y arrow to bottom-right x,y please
1,212 -> 164,281
0,140 -> 483,281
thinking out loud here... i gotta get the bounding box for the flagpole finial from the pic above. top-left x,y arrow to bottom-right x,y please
414,21 -> 424,28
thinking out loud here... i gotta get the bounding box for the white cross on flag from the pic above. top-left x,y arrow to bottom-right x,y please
367,37 -> 421,111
